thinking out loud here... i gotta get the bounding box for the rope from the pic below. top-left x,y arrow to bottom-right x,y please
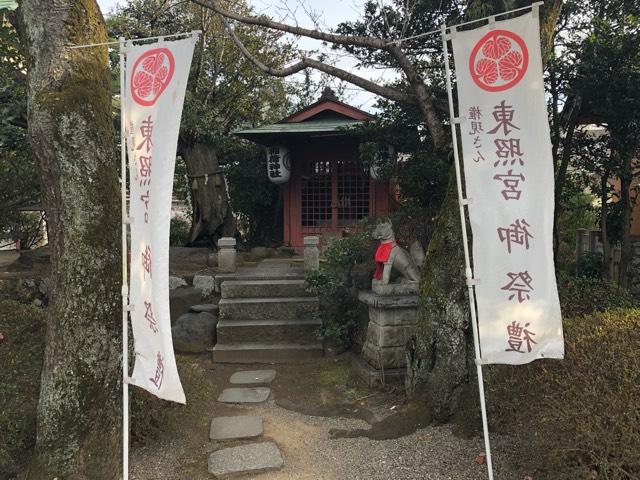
67,30 -> 202,49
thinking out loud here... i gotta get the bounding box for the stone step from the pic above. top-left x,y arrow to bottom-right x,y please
209,416 -> 264,441
217,318 -> 321,344
214,272 -> 304,293
213,342 -> 323,364
218,297 -> 319,321
208,442 -> 284,478
221,279 -> 312,299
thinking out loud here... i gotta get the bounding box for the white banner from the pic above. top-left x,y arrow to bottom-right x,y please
125,35 -> 196,402
451,12 -> 564,364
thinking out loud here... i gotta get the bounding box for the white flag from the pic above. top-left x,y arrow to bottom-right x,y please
125,35 -> 196,402
451,12 -> 564,364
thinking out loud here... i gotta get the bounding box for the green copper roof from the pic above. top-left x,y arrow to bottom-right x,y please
0,0 -> 18,10
235,118 -> 364,145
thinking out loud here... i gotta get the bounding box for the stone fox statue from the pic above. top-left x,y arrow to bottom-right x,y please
372,219 -> 424,285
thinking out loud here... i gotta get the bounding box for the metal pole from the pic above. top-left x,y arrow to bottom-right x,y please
440,25 -> 494,480
119,37 -> 130,480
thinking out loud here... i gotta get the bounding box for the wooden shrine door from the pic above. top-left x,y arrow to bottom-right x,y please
300,157 -> 371,236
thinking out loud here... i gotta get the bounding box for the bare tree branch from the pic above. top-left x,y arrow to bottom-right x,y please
191,0 -> 388,49
191,0 -> 449,150
218,14 -> 417,104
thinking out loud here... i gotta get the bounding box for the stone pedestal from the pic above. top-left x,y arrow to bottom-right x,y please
352,288 -> 418,386
218,237 -> 237,273
303,236 -> 320,271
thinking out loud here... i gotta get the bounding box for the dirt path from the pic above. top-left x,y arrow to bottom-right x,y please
130,355 -> 530,480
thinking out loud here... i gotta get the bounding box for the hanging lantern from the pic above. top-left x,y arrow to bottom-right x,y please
266,145 -> 291,184
369,144 -> 396,181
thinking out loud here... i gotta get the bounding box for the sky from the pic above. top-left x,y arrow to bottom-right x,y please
95,0 -> 397,111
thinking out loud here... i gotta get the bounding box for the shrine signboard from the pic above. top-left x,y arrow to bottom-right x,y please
451,13 -> 564,364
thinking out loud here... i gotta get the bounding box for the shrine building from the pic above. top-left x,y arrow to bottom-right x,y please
235,88 -> 395,251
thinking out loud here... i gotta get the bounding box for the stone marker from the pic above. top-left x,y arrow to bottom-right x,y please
217,387 -> 271,403
230,370 -> 276,385
208,442 -> 283,478
218,237 -> 237,273
303,236 -> 320,271
209,416 -> 263,441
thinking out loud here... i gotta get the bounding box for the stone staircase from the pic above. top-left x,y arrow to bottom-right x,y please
213,279 -> 323,363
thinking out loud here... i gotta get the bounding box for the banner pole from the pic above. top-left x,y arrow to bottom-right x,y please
119,36 -> 130,480
440,25 -> 495,480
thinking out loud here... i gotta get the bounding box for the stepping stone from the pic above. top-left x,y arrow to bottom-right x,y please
189,303 -> 218,314
208,442 -> 283,477
230,369 -> 276,385
217,387 -> 271,404
210,416 -> 263,441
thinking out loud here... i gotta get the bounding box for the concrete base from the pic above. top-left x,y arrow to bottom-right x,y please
357,289 -> 418,372
351,354 -> 405,387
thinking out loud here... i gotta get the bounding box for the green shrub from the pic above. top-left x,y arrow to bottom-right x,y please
488,309 -> 640,479
558,273 -> 638,317
305,231 -> 375,348
575,251 -> 605,278
169,217 -> 190,246
321,230 -> 373,273
0,300 -> 45,477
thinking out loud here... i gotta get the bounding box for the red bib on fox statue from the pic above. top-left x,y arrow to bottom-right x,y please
374,240 -> 396,280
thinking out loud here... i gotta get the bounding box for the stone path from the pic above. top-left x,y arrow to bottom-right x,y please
217,386 -> 271,403
209,416 -> 263,441
230,369 -> 276,384
208,369 -> 284,478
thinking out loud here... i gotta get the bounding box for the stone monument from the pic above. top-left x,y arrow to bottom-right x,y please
353,219 -> 421,386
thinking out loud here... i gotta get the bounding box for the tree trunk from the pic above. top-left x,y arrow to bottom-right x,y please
20,1 -> 122,478
182,142 -> 235,244
618,169 -> 633,287
406,176 -> 476,423
601,171 -> 611,279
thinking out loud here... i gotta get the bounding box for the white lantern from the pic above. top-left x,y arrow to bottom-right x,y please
266,145 -> 291,184
369,144 -> 396,181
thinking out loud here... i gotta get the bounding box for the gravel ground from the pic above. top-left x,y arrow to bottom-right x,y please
131,398 -> 528,480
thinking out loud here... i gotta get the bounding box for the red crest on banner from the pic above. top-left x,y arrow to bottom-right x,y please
468,30 -> 529,92
130,48 -> 175,106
